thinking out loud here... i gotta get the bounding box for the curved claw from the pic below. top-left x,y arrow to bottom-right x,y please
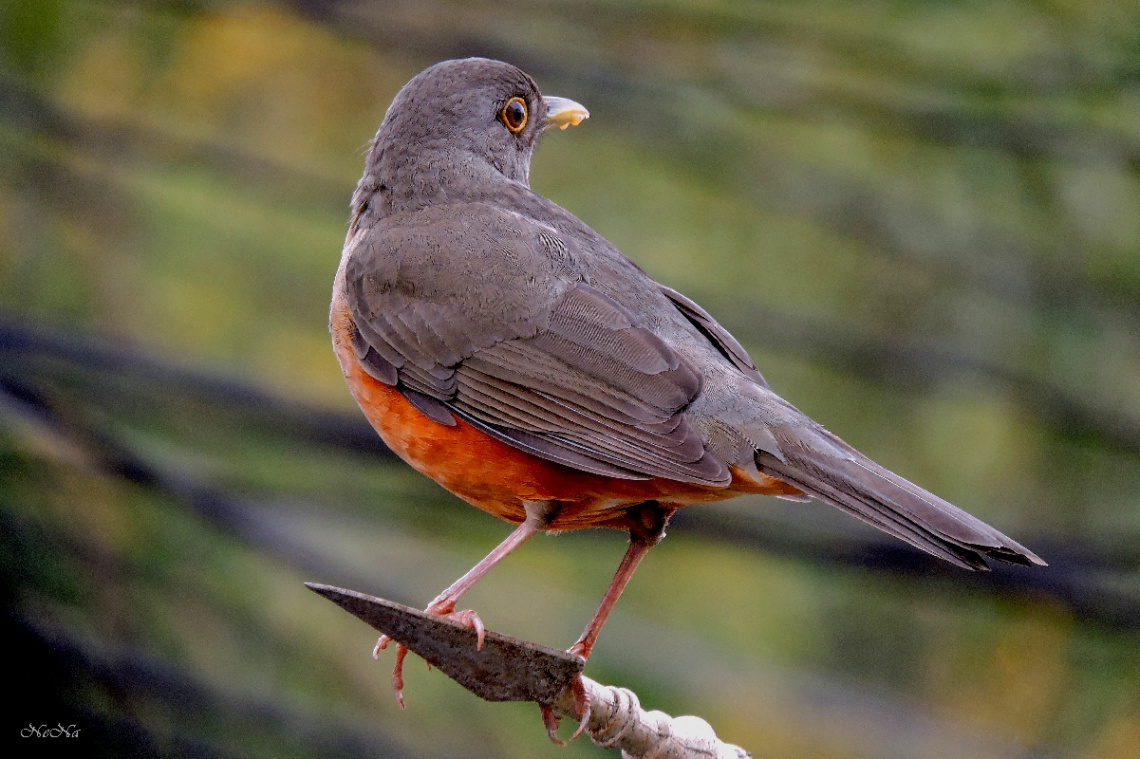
372,634 -> 408,707
539,674 -> 591,745
391,644 -> 408,708
448,609 -> 486,650
567,674 -> 591,741
539,702 -> 566,746
421,599 -> 486,650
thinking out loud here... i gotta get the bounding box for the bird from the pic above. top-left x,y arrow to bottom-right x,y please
330,57 -> 1044,735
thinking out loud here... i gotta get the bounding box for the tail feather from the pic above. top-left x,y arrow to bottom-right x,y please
757,426 -> 1045,570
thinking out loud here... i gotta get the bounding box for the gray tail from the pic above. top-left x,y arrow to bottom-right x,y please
757,426 -> 1045,570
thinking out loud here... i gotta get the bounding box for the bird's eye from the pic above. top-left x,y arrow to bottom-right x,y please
500,97 -> 528,133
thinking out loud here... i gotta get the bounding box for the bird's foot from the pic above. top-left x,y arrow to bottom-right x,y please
372,635 -> 411,708
371,602 -> 486,707
539,673 -> 591,745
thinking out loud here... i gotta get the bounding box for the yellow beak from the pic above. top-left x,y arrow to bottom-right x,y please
542,96 -> 589,131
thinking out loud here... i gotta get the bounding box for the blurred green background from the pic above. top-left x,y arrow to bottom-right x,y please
2,1 -> 1138,757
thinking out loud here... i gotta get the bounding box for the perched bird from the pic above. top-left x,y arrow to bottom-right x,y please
330,57 -> 1044,730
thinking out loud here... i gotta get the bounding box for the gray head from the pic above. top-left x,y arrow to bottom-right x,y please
355,59 -> 587,223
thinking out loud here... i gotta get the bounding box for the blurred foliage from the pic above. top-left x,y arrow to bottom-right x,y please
1,0 -> 1139,757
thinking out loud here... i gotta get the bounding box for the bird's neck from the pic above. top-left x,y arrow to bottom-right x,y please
351,147 -> 531,231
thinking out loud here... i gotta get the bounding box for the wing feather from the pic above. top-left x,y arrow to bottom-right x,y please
347,220 -> 729,486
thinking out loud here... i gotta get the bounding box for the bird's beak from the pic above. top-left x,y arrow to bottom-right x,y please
542,96 -> 589,131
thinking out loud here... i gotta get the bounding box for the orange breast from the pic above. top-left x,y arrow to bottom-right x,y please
330,296 -> 803,531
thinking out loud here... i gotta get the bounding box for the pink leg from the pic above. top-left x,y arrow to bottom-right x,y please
545,504 -> 674,743
566,532 -> 655,661
568,503 -> 676,662
422,516 -> 541,621
375,506 -> 549,706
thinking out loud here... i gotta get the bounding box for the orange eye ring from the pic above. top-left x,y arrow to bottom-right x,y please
500,97 -> 528,133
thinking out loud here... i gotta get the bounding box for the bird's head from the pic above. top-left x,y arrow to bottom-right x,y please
365,58 -> 588,189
